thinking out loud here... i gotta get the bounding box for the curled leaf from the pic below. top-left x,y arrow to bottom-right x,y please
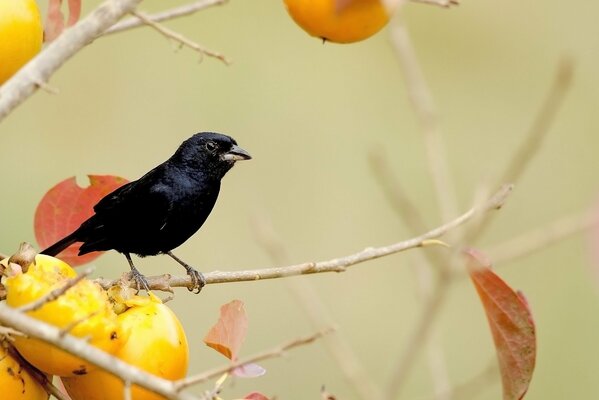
34,175 -> 128,266
466,249 -> 536,400
204,300 -> 248,360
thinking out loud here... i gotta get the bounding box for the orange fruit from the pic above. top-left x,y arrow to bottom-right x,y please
62,293 -> 189,400
0,0 -> 43,84
284,0 -> 392,43
3,255 -> 128,377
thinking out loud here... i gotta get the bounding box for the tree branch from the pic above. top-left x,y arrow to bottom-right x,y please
92,184 -> 513,292
175,328 -> 334,391
105,0 -> 227,35
0,303 -> 199,400
0,0 -> 144,124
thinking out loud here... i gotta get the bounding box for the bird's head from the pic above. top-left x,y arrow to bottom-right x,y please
174,132 -> 251,178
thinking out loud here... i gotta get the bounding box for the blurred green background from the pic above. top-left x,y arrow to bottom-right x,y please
1,0 -> 599,398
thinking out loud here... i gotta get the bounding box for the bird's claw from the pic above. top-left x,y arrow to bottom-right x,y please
187,268 -> 206,294
128,269 -> 151,293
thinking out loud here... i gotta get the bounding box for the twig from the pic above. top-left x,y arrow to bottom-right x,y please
385,278 -> 451,398
176,328 -> 334,391
474,58 -> 574,239
105,0 -> 227,35
390,21 -> 458,222
7,345 -> 70,400
0,0 -> 143,124
0,303 -> 199,400
17,267 -> 94,313
129,10 -> 230,64
252,214 -> 383,400
487,209 -> 596,265
410,0 -> 459,7
90,184 -> 512,292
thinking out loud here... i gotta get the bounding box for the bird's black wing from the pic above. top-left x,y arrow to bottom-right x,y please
78,170 -> 175,254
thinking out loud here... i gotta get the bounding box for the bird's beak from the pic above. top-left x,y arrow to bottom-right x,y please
222,145 -> 252,161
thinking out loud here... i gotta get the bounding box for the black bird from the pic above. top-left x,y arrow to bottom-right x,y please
41,132 -> 251,292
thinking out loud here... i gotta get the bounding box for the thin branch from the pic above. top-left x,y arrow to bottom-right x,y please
410,0 -> 459,7
500,58 -> 574,186
105,0 -> 227,35
474,58 -> 574,239
252,214 -> 383,400
390,21 -> 458,222
385,278 -> 451,399
487,209 -> 596,265
17,267 -> 94,313
7,345 -> 70,400
0,0 -> 143,124
0,304 -> 199,400
129,10 -> 230,64
176,328 -> 334,391
91,184 -> 512,292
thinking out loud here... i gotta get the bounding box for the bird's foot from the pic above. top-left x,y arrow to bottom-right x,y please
185,267 -> 206,294
128,268 -> 150,293
166,251 -> 206,294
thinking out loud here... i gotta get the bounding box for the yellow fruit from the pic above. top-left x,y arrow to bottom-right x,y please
62,293 -> 188,400
0,346 -> 49,400
3,254 -> 128,377
283,0 -> 391,43
0,0 -> 43,84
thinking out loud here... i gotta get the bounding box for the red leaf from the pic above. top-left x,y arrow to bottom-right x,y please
232,363 -> 266,378
244,393 -> 270,400
204,300 -> 248,360
466,249 -> 536,400
45,0 -> 65,42
44,0 -> 82,42
34,175 -> 128,266
66,0 -> 82,26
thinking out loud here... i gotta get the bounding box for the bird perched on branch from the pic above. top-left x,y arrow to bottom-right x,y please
41,132 -> 251,292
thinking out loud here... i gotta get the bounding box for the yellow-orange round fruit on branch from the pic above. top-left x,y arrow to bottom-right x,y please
0,346 -> 49,400
62,293 -> 188,400
0,0 -> 43,84
3,254 -> 128,377
283,0 -> 391,43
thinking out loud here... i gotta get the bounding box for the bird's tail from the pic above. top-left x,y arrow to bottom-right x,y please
40,232 -> 79,256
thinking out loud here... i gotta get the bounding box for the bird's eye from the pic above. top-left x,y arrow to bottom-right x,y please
205,141 -> 217,152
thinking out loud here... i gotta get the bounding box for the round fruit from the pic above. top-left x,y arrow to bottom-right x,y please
3,254 -> 128,377
283,0 -> 391,43
0,346 -> 49,400
0,0 -> 43,84
62,293 -> 188,400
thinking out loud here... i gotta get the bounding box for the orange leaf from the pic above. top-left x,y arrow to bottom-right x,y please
45,0 -> 64,42
44,0 -> 82,42
244,393 -> 270,400
204,300 -> 248,360
466,249 -> 536,400
34,175 -> 128,266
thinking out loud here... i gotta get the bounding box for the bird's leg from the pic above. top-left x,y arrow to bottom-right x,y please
166,251 -> 206,293
124,253 -> 150,292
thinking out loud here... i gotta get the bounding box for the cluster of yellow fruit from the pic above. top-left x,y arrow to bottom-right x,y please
1,255 -> 188,400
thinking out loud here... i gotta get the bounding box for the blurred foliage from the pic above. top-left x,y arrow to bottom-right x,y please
1,0 -> 598,398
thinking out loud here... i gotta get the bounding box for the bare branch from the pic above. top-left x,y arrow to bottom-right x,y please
390,21 -> 458,221
488,209 -> 596,265
176,328 -> 334,391
0,0 -> 144,124
0,303 -> 199,400
411,0 -> 459,7
129,10 -> 230,64
105,0 -> 227,35
91,184 -> 513,292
